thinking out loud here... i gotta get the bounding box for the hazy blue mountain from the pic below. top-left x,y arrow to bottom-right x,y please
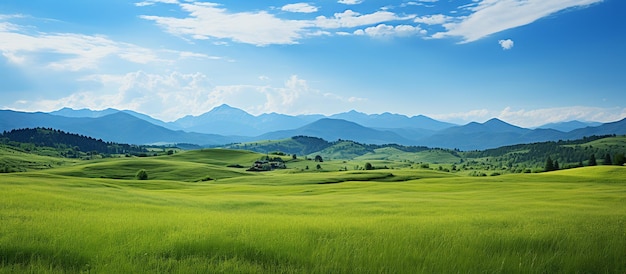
172,104 -> 326,135
416,118 -> 625,150
566,118 -> 626,139
418,118 -> 532,150
3,108 -> 624,150
0,110 -> 236,146
385,127 -> 437,141
256,112 -> 314,132
537,120 -> 602,132
257,118 -> 415,145
172,104 -> 261,136
50,107 -> 119,118
50,107 -> 176,130
1,110 -> 69,131
330,110 -> 454,131
47,106 -> 455,137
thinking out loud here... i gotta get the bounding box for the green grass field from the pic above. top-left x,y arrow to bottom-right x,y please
1,149 -> 625,273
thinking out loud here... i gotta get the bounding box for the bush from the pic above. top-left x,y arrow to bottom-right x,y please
136,169 -> 148,180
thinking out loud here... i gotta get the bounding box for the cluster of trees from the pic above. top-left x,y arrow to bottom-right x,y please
587,153 -> 626,166
1,128 -> 148,157
545,152 -> 625,171
463,135 -> 625,170
230,136 -> 434,158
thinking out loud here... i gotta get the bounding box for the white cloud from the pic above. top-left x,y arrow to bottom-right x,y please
140,3 -> 418,45
338,0 -> 363,5
432,0 -> 603,43
140,2 -> 311,46
314,10 -> 412,29
354,24 -> 425,37
281,3 -> 318,13
497,106 -> 626,128
430,106 -> 626,128
498,39 -> 514,50
0,22 -> 217,71
135,0 -> 179,7
414,14 -> 452,25
9,72 -> 366,121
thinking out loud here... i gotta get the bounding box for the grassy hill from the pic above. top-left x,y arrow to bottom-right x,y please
1,162 -> 625,273
1,134 -> 626,272
0,145 -> 76,173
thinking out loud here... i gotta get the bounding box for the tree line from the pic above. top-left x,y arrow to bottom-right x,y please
1,128 -> 147,157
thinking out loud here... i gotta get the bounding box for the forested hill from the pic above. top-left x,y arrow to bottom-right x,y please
462,135 -> 626,168
227,135 -> 432,156
1,128 -> 147,156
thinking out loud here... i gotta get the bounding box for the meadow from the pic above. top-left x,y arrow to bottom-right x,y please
1,149 -> 625,273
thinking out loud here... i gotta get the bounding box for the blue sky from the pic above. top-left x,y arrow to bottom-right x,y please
0,0 -> 624,127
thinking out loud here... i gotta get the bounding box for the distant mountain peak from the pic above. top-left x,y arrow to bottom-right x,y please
214,103 -> 235,110
201,104 -> 251,117
484,118 -> 506,124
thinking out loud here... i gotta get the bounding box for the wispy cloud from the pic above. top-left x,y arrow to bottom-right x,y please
281,3 -> 318,13
432,0 -> 603,43
134,0 -> 179,7
314,10 -> 412,29
140,2 -> 311,46
0,19 -> 218,71
338,0 -> 363,5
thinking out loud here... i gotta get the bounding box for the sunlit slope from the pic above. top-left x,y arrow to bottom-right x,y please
577,135 -> 626,149
43,149 -> 262,181
0,145 -> 75,172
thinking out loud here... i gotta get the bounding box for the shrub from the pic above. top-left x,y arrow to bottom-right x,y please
135,169 -> 148,180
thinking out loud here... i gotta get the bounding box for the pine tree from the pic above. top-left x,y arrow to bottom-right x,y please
554,160 -> 559,170
603,154 -> 612,165
588,154 -> 597,166
545,157 -> 555,172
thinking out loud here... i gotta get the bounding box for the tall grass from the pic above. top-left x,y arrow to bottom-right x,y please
1,166 -> 625,273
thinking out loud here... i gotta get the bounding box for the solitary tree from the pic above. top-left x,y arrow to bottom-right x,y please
314,155 -> 324,162
136,169 -> 148,180
365,162 -> 373,170
589,154 -> 597,166
545,157 -> 555,172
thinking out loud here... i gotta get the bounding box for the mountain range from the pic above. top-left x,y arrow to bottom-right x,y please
2,105 -> 625,150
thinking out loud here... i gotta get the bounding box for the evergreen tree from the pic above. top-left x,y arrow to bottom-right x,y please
554,160 -> 559,170
545,157 -> 555,171
614,153 -> 626,166
603,154 -> 612,165
589,154 -> 597,166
